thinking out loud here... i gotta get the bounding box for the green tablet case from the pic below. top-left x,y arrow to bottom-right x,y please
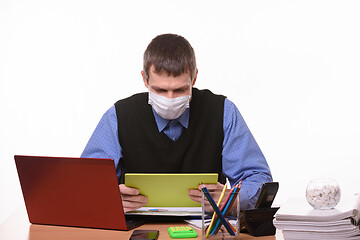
125,173 -> 218,207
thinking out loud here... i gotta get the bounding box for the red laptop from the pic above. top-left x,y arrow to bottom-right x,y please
14,155 -> 143,230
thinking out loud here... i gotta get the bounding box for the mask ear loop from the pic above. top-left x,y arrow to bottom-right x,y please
188,85 -> 193,102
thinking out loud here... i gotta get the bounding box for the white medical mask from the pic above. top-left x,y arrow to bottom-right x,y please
148,90 -> 191,120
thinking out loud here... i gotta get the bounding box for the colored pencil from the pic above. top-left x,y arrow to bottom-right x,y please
205,184 -> 227,238
206,185 -> 236,235
211,181 -> 242,235
200,184 -> 236,236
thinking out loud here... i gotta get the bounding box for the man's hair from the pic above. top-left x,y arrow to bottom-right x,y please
143,33 -> 197,82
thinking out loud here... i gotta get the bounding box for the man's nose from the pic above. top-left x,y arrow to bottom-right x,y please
165,91 -> 175,99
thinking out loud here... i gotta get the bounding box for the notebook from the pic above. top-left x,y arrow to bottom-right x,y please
14,155 -> 143,231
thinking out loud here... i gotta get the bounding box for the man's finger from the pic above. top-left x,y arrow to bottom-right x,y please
119,184 -> 140,195
198,182 -> 224,191
121,194 -> 148,203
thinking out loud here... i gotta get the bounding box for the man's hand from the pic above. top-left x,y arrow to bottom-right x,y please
188,182 -> 229,212
119,184 -> 148,212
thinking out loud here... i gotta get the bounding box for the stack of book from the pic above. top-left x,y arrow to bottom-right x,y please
273,193 -> 360,240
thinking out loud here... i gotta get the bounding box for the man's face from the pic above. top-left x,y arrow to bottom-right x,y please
142,66 -> 197,99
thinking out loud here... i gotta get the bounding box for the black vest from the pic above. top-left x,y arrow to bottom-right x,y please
115,88 -> 226,184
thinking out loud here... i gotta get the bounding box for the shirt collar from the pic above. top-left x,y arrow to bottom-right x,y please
152,108 -> 190,132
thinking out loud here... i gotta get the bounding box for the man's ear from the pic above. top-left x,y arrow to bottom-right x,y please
192,69 -> 198,86
141,70 -> 148,88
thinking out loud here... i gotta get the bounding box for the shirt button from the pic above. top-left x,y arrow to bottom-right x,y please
173,137 -> 177,141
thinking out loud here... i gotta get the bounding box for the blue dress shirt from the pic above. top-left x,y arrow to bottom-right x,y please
81,98 -> 272,209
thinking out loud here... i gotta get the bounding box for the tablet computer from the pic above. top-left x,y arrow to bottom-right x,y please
125,173 -> 218,207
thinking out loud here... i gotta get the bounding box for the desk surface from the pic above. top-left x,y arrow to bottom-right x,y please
0,206 -> 283,240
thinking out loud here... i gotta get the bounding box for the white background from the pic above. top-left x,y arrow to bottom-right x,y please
1,0 -> 360,225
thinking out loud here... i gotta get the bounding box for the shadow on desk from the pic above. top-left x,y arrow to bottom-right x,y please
28,224 -> 134,240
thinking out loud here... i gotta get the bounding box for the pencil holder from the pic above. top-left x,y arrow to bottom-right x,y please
201,187 -> 240,239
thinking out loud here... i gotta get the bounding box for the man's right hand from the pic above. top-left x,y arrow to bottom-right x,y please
119,184 -> 148,212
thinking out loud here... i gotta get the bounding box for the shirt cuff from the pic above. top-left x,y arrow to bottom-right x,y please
239,184 -> 263,210
239,186 -> 251,210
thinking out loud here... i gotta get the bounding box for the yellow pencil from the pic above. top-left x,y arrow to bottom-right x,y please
205,184 -> 227,238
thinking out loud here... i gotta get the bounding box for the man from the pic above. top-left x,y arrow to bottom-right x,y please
81,33 -> 272,212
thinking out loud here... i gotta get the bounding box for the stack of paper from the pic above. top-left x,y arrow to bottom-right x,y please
273,193 -> 360,240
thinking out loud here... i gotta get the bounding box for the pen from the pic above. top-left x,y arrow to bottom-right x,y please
148,209 -> 169,212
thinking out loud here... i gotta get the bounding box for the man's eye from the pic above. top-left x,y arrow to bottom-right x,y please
174,88 -> 188,93
156,89 -> 166,93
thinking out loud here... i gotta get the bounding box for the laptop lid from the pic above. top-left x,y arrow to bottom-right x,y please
14,155 -> 139,230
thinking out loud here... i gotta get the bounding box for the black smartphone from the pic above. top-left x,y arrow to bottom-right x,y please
254,182 -> 279,209
129,230 -> 159,240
